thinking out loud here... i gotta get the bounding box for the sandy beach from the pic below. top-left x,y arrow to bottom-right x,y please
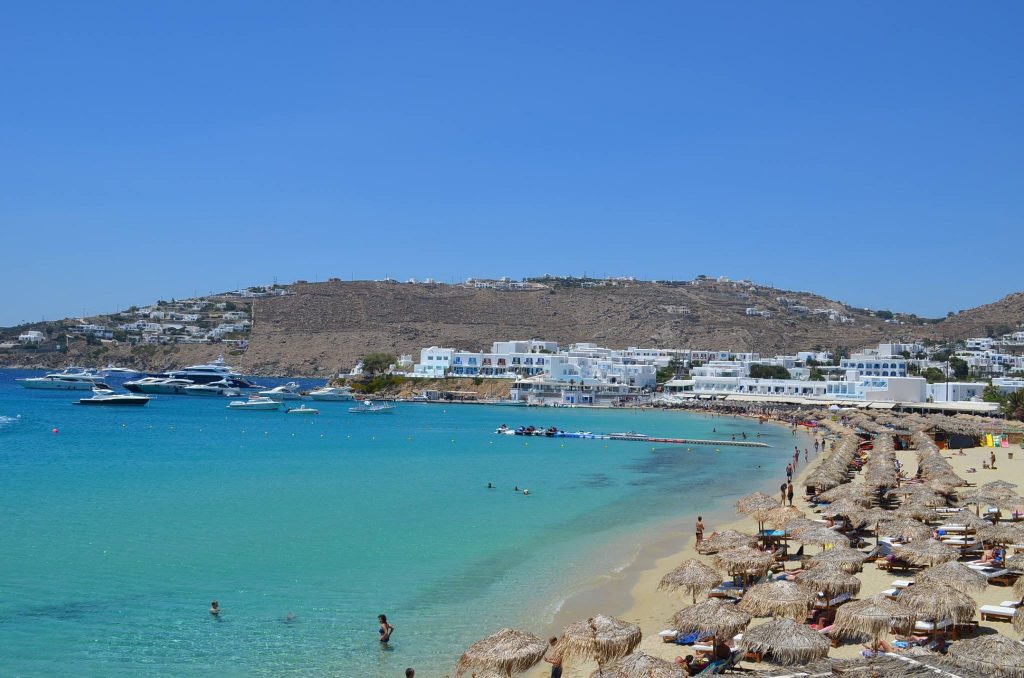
523,418 -> 1024,677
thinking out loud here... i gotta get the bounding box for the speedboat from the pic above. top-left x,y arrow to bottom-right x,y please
124,377 -> 194,395
258,382 -> 305,401
285,405 -> 319,415
227,396 -> 281,411
184,379 -> 242,397
308,385 -> 356,401
77,389 -> 150,406
348,400 -> 396,413
101,363 -> 139,374
18,367 -> 109,390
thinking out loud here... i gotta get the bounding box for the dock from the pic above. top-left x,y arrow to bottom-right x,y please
495,427 -> 769,448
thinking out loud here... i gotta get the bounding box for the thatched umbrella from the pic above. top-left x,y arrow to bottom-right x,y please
832,594 -> 916,648
794,564 -> 862,599
806,546 -> 869,575
557,614 -> 641,672
916,561 -> 988,593
938,510 -> 990,530
738,580 -> 816,620
947,634 -> 1024,678
738,618 -> 830,666
897,582 -> 977,624
981,480 -> 1019,492
764,505 -> 806,529
696,529 -> 757,555
976,522 -> 1024,545
456,628 -> 548,677
819,499 -> 869,526
817,484 -> 874,507
1014,607 -> 1024,636
657,559 -> 722,603
892,539 -> 959,567
589,652 -> 685,678
876,518 -> 931,542
1006,552 -> 1024,572
736,491 -> 781,516
1015,574 -> 1024,600
713,546 -> 774,577
670,597 -> 751,640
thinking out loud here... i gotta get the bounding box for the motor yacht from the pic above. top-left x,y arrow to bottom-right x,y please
227,396 -> 281,411
258,382 -> 305,401
77,389 -> 150,406
184,379 -> 242,397
18,368 -> 109,390
348,400 -> 396,413
124,377 -> 194,395
308,385 -> 356,401
150,355 -> 259,387
101,363 -> 140,374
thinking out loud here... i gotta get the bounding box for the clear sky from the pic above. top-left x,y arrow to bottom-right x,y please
2,1 -> 1022,326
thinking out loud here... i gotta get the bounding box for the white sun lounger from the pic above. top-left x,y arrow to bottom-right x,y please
914,618 -> 953,632
980,605 -> 1016,622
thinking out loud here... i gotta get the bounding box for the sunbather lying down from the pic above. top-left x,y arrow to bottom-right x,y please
862,632 -> 946,657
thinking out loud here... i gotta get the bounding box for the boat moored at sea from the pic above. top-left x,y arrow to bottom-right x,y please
348,400 -> 396,413
285,405 -> 319,415
258,382 -> 305,401
184,379 -> 242,397
308,385 -> 356,401
124,377 -> 194,395
18,368 -> 110,390
149,355 -> 259,388
77,389 -> 150,406
227,396 -> 282,411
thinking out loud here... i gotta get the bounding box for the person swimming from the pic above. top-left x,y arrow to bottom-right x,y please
487,482 -> 494,489
514,485 -> 519,492
210,600 -> 220,616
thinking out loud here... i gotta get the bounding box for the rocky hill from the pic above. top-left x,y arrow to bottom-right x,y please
3,280 -> 1021,376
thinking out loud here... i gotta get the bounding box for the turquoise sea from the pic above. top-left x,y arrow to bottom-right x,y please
0,369 -> 798,677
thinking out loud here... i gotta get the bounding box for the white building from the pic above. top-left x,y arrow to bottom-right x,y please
18,330 -> 44,343
839,354 -> 907,377
927,382 -> 987,402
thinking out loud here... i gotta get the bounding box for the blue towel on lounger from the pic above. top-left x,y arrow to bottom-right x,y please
675,631 -> 701,645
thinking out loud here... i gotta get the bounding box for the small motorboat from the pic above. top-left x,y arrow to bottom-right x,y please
348,400 -> 396,413
258,381 -> 306,401
184,379 -> 242,397
77,389 -> 150,406
285,405 -> 319,415
227,396 -> 282,411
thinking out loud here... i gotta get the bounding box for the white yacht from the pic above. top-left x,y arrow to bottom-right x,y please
227,396 -> 281,411
285,404 -> 319,415
308,385 -> 356,401
149,355 -> 258,387
184,379 -> 242,397
101,363 -> 139,375
348,400 -> 396,413
77,389 -> 150,406
18,368 -> 109,390
258,382 -> 305,401
124,377 -> 194,395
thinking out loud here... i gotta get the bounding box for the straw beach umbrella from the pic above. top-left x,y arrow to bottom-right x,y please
557,614 -> 641,672
1006,552 -> 1024,572
892,539 -> 959,567
832,595 -> 916,647
976,522 -> 1024,545
738,580 -> 816,620
764,505 -> 805,529
736,491 -> 781,516
738,618 -> 830,666
806,546 -> 869,575
456,628 -> 548,677
589,652 -> 685,678
939,510 -> 990,530
658,559 -> 722,603
713,546 -> 774,577
916,561 -> 988,592
794,564 -> 862,598
817,484 -> 875,507
947,634 -> 1024,678
896,582 -> 977,624
1014,608 -> 1024,636
670,598 -> 751,640
876,518 -> 931,542
696,530 -> 757,555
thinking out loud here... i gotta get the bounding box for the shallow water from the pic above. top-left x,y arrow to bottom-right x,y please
0,370 -> 796,676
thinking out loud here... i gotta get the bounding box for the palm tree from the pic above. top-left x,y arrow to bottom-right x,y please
1003,390 -> 1024,421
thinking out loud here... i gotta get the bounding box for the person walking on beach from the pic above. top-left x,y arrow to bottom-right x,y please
695,516 -> 705,545
991,450 -> 997,470
804,448 -> 809,463
544,636 -> 563,678
378,614 -> 394,645
780,483 -> 787,505
787,482 -> 794,507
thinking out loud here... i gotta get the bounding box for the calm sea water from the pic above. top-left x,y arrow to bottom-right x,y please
0,369 -> 795,677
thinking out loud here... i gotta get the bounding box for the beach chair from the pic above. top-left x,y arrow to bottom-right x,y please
980,605 -> 1017,622
695,650 -> 742,675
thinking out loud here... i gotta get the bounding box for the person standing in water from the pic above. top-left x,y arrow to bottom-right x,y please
695,516 -> 705,545
378,614 -> 394,644
210,600 -> 220,617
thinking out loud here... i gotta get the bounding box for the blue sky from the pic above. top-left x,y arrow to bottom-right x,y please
1,1 -> 1022,325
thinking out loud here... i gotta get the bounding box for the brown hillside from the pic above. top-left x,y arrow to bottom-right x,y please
920,292 -> 1024,341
